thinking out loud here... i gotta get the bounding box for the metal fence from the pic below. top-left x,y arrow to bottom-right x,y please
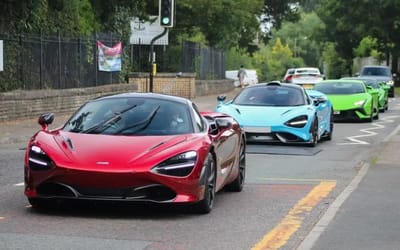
130,41 -> 226,79
0,32 -> 226,92
182,41 -> 226,80
0,33 -> 123,91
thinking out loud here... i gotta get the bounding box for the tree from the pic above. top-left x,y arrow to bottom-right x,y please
0,0 -> 99,36
173,0 -> 264,52
261,0 -> 301,41
322,42 -> 347,79
253,38 -> 303,81
271,11 -> 324,67
316,0 -> 400,73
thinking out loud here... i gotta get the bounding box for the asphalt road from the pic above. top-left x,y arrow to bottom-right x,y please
1,91 -> 400,250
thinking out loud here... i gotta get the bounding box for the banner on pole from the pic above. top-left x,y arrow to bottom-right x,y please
97,41 -> 122,72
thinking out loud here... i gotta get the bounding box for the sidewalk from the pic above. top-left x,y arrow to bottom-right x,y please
299,125 -> 400,250
0,88 -> 241,145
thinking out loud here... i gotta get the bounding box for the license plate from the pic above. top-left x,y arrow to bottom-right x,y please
302,84 -> 314,89
244,126 -> 271,133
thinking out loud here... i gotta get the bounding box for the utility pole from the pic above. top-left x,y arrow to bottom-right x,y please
149,0 -> 174,92
149,28 -> 167,92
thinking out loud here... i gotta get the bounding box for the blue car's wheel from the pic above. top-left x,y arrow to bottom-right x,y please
324,109 -> 334,141
307,118 -> 318,147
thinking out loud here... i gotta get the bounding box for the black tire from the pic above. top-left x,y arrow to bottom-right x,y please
193,153 -> 216,214
374,108 -> 379,120
28,198 -> 50,209
308,118 -> 318,147
325,110 -> 334,141
367,103 -> 374,122
225,138 -> 246,192
28,198 -> 40,207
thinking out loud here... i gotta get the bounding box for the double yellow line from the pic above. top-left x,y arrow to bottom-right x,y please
252,181 -> 336,250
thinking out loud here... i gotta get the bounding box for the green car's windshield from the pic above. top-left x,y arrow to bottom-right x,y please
314,81 -> 365,95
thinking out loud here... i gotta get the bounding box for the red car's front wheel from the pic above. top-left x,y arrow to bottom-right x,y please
193,153 -> 216,214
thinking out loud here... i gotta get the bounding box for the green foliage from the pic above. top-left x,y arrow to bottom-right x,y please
252,38 -> 304,82
226,48 -> 255,71
174,0 -> 264,51
3,0 -> 99,36
354,36 -> 385,61
354,36 -> 377,57
316,0 -> 400,68
322,42 -> 348,79
271,11 -> 324,67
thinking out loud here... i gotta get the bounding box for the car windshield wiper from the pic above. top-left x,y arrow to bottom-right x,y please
115,105 -> 160,135
67,111 -> 91,132
80,104 -> 138,134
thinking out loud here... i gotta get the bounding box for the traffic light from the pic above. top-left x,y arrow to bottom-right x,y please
159,0 -> 174,27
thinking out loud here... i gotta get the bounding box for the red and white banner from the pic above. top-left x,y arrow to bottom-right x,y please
97,41 -> 122,72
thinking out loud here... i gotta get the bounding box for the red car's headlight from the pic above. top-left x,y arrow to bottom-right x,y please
152,151 -> 197,177
28,145 -> 54,171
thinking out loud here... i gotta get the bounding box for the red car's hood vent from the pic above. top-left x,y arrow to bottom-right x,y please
53,132 -> 188,170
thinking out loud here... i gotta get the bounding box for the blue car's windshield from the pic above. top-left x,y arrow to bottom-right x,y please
233,86 -> 306,106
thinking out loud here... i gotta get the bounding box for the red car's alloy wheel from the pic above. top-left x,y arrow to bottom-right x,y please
193,153 -> 216,214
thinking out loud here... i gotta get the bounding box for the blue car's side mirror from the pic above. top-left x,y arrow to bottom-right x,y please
217,95 -> 226,102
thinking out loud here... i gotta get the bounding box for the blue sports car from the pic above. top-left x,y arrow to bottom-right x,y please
215,82 -> 333,146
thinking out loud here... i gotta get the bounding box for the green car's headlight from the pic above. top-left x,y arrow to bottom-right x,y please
353,100 -> 366,107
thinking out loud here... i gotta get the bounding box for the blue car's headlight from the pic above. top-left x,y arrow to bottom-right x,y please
152,151 -> 197,177
285,115 -> 308,128
28,145 -> 54,170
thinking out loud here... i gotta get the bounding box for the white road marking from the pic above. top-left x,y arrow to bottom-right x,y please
338,115 -> 399,145
297,162 -> 369,250
14,182 -> 24,187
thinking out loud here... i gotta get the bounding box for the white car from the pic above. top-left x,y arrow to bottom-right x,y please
226,69 -> 258,87
284,67 -> 324,89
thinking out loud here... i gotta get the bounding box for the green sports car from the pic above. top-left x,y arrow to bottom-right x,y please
342,77 -> 389,112
313,79 -> 380,122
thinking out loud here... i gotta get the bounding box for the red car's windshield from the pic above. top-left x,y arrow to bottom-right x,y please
63,98 -> 193,135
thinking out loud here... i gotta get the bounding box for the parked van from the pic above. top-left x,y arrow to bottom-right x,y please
226,69 -> 258,87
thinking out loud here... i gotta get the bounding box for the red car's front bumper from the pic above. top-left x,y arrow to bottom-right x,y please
24,164 -> 206,204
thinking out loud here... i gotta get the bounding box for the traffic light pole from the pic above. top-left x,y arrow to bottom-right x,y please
149,28 -> 168,93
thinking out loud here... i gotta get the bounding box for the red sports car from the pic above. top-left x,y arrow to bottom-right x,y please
24,92 -> 246,213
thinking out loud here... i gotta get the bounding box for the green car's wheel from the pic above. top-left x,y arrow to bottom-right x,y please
374,108 -> 379,120
367,103 -> 374,122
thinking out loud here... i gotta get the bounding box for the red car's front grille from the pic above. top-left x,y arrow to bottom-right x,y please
36,182 -> 177,202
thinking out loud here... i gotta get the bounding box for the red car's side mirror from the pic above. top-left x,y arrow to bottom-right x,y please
38,113 -> 54,130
